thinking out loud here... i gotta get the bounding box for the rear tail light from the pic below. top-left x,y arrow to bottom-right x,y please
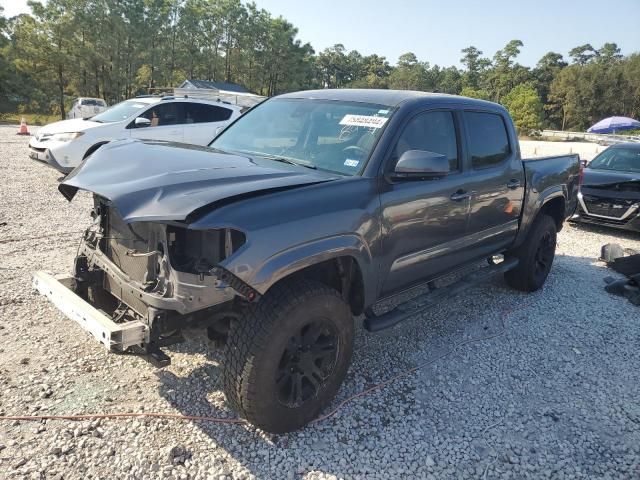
578,162 -> 585,187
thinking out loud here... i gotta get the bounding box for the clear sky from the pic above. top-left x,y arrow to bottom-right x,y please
253,0 -> 640,66
3,0 -> 639,67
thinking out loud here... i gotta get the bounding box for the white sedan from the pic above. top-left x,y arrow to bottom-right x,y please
29,96 -> 241,173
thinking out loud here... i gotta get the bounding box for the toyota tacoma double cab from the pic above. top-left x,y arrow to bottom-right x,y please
34,89 -> 580,433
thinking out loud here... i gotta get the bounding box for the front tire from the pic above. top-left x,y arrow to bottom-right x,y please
222,279 -> 354,433
504,214 -> 557,292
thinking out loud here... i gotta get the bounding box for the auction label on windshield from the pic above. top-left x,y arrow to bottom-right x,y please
339,114 -> 388,128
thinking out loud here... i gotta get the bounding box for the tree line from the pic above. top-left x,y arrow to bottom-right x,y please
0,0 -> 638,133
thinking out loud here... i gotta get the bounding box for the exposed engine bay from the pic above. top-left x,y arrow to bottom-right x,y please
68,195 -> 256,362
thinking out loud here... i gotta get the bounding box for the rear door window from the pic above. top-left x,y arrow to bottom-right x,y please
183,103 -> 233,124
465,111 -> 511,169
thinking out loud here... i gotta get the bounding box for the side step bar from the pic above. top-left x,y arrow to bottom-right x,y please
364,257 -> 519,332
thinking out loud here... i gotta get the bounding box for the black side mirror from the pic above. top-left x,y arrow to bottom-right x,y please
392,150 -> 450,179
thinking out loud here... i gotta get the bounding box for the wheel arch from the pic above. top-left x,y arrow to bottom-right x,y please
513,185 -> 567,249
539,194 -> 566,232
249,235 -> 375,316
83,141 -> 110,160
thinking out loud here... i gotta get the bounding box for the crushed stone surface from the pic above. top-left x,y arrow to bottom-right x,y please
1,126 -> 639,479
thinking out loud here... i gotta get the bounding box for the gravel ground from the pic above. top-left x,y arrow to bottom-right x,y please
1,125 -> 639,480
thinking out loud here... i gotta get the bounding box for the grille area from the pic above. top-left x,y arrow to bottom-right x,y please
103,207 -> 157,284
582,196 -> 635,219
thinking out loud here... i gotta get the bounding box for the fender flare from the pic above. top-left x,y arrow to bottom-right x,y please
514,184 -> 567,248
248,234 -> 376,307
538,185 -> 567,210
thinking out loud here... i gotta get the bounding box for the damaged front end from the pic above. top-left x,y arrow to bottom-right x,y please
34,139 -> 337,365
35,195 -> 259,366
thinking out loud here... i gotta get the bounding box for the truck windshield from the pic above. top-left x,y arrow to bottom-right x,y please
91,100 -> 153,123
209,98 -> 393,175
589,147 -> 640,173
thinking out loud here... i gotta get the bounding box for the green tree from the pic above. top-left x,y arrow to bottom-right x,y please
549,43 -> 638,130
349,54 -> 391,88
597,42 -> 623,64
484,40 -> 532,102
493,40 -> 523,69
503,83 -> 543,134
388,52 -> 430,90
436,66 -> 462,94
13,0 -> 77,117
623,53 -> 640,119
317,44 -> 347,88
1,1 -> 638,130
460,46 -> 490,89
0,5 -> 10,105
569,44 -> 597,65
460,86 -> 490,100
533,52 -> 566,127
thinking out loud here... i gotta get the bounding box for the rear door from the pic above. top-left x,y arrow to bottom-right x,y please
462,110 -> 525,257
129,102 -> 185,142
379,109 -> 472,295
182,102 -> 234,145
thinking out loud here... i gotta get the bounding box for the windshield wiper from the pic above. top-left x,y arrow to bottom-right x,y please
265,155 -> 317,170
228,149 -> 317,170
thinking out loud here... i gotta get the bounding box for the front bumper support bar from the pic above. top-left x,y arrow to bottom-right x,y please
33,271 -> 149,351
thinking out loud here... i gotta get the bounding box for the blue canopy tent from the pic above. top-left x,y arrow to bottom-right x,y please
587,116 -> 640,134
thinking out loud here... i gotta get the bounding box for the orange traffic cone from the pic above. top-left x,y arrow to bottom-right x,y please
17,117 -> 30,136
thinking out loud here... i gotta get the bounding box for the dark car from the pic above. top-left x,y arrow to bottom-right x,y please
34,89 -> 580,432
575,143 -> 640,231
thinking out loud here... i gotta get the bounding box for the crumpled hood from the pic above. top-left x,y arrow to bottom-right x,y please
59,139 -> 337,223
583,168 -> 640,187
37,118 -> 103,135
582,167 -> 640,196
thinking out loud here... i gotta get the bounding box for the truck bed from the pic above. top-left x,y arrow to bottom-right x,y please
515,153 -> 581,246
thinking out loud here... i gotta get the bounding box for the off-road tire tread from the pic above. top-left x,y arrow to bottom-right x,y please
222,279 -> 348,430
504,214 -> 557,292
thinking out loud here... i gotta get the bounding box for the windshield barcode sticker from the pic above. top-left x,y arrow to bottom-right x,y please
339,114 -> 388,128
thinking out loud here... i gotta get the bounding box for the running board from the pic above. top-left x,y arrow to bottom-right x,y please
364,257 -> 519,332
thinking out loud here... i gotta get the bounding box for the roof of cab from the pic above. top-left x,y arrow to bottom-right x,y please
276,88 -> 503,110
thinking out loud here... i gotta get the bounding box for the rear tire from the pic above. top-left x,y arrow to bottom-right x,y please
222,279 -> 354,433
504,214 -> 557,292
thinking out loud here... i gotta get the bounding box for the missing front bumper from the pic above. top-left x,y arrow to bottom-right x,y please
33,271 -> 149,351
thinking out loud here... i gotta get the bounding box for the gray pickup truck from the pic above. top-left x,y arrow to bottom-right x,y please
34,89 -> 581,432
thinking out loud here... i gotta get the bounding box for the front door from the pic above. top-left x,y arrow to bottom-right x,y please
130,103 -> 184,143
379,109 -> 471,296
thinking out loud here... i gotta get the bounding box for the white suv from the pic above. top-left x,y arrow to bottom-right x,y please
29,96 -> 241,173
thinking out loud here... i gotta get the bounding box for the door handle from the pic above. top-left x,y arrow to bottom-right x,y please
450,190 -> 471,202
507,179 -> 521,189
